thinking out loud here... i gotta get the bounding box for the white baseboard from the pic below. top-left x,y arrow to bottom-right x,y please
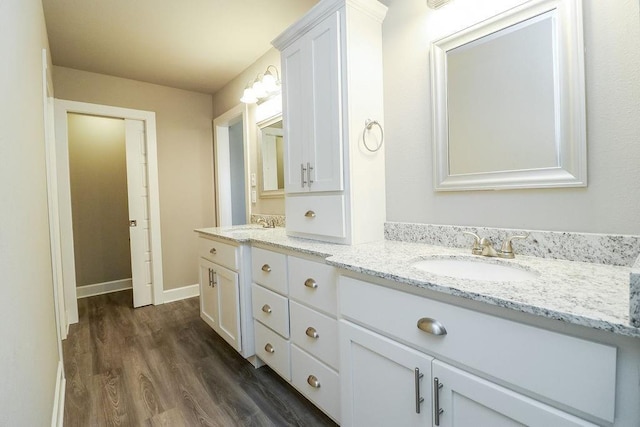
163,283 -> 200,303
76,278 -> 132,299
51,361 -> 65,427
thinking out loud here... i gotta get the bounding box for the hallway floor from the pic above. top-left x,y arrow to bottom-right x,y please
63,290 -> 337,426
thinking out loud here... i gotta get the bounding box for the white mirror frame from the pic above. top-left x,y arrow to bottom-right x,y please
431,0 -> 587,191
257,115 -> 284,198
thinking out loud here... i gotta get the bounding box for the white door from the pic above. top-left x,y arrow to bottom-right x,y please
125,119 -> 152,307
432,360 -> 597,427
215,264 -> 241,352
340,320 -> 433,427
199,259 -> 219,330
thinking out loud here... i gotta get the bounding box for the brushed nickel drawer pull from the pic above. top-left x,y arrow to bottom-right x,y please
304,278 -> 318,289
304,210 -> 316,218
434,377 -> 444,425
264,343 -> 275,354
261,304 -> 272,314
306,375 -> 321,388
305,327 -> 319,339
415,368 -> 424,414
208,268 -> 213,287
261,264 -> 272,273
417,317 -> 447,336
209,248 -> 217,254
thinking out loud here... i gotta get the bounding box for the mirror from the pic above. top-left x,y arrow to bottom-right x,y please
431,0 -> 587,191
257,116 -> 284,198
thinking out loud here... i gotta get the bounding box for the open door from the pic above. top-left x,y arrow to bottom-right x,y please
125,119 -> 153,307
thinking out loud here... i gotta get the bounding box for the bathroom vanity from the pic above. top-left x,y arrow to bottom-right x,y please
195,224 -> 640,426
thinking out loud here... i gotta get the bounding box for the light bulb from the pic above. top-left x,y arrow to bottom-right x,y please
240,87 -> 257,104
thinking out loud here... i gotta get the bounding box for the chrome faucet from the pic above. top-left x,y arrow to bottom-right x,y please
256,218 -> 274,228
463,231 -> 529,259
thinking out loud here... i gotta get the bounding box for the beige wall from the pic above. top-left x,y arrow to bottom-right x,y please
53,66 -> 215,290
0,0 -> 61,424
68,114 -> 132,287
212,48 -> 285,217
382,0 -> 640,235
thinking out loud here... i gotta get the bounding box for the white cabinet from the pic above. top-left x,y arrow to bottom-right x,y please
340,321 -> 433,427
196,234 -> 255,361
274,0 -> 388,244
251,246 -> 340,423
281,12 -> 342,194
339,276 -> 614,426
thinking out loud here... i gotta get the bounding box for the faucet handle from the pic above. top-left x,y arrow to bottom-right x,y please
499,233 -> 530,259
462,231 -> 482,255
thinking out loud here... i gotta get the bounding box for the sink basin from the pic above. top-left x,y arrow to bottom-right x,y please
411,258 -> 539,282
222,225 -> 272,232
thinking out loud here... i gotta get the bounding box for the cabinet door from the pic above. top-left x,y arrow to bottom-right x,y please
340,320 -> 433,427
282,37 -> 307,193
199,259 -> 219,330
306,11 -> 343,193
432,361 -> 597,427
213,264 -> 241,352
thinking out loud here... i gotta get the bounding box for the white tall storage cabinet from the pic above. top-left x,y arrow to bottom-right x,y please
273,0 -> 387,245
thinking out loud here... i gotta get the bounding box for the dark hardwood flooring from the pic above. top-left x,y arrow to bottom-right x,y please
63,290 -> 338,426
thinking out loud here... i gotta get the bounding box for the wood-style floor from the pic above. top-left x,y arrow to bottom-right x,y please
63,290 -> 338,426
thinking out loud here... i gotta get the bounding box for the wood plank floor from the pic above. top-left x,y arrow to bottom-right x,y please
63,290 -> 338,426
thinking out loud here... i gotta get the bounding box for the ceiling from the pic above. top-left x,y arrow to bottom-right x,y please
42,0 -> 318,95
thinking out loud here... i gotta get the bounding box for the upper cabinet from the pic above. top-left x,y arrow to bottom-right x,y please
273,0 -> 388,245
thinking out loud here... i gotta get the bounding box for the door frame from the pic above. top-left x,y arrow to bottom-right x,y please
213,104 -> 252,226
53,99 -> 164,324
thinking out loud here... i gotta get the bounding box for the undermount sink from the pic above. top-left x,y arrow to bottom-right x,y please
222,225 -> 271,231
411,258 -> 539,282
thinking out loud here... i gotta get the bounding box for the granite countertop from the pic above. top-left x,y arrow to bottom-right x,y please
195,226 -> 639,338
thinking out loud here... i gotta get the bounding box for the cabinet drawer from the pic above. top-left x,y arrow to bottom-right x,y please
199,237 -> 238,270
254,321 -> 291,381
286,194 -> 346,239
290,301 -> 339,369
251,247 -> 288,294
252,283 -> 290,338
291,346 -> 340,423
288,256 -> 337,316
339,276 -> 617,423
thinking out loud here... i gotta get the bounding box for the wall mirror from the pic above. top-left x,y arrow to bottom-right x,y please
431,0 -> 587,191
257,116 -> 285,198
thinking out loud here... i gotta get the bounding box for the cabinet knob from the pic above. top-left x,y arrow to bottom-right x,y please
209,247 -> 217,254
261,304 -> 272,314
264,343 -> 275,354
261,264 -> 272,273
417,318 -> 447,336
305,327 -> 319,339
304,278 -> 318,289
304,210 -> 316,218
306,374 -> 321,388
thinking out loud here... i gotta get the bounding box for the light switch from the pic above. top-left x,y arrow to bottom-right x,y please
251,190 -> 257,203
251,173 -> 257,187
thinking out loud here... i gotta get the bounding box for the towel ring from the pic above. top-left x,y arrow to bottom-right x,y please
362,119 -> 384,152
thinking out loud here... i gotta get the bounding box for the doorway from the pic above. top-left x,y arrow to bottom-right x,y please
53,100 -> 164,325
213,104 -> 251,226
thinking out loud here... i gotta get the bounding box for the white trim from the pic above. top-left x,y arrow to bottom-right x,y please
76,278 -> 133,299
54,99 -> 165,325
163,283 -> 200,303
213,104 -> 252,226
51,361 -> 65,427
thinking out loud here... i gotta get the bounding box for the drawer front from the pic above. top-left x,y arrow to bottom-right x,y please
339,276 -> 617,423
291,346 -> 340,422
288,256 -> 337,316
251,247 -> 288,294
252,283 -> 290,338
199,237 -> 238,270
286,194 -> 346,239
254,321 -> 291,381
290,301 -> 339,370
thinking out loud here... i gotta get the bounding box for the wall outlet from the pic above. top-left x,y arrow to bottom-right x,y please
251,190 -> 257,203
251,173 -> 256,187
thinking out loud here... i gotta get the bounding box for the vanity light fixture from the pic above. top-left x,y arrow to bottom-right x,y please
240,65 -> 281,104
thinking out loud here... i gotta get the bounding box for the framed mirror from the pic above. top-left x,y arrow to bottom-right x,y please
431,0 -> 587,191
257,116 -> 284,198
